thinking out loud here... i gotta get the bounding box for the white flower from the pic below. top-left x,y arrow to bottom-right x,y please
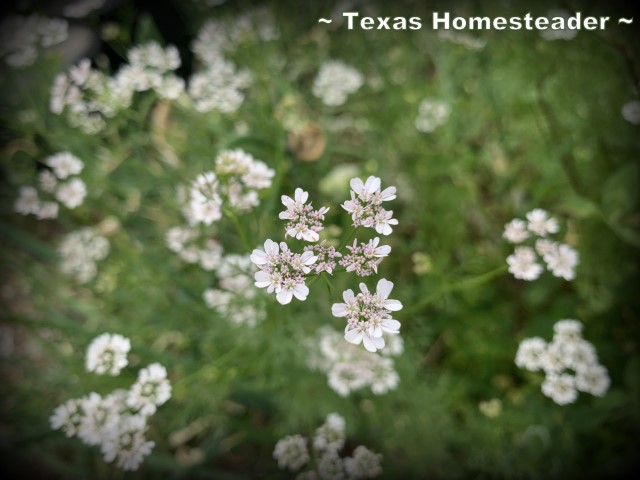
552,319 -> 583,342
39,170 -> 58,193
515,337 -> 547,372
526,209 -> 559,237
313,413 -> 346,452
50,398 -> 84,437
45,152 -> 84,179
273,434 -> 309,471
317,449 -> 345,480
541,341 -> 569,374
562,338 -> 598,372
14,186 -> 40,215
100,414 -> 155,471
189,171 -> 222,225
55,178 -> 87,209
344,445 -> 383,479
541,373 -> 578,405
188,60 -> 251,113
328,362 -> 372,397
85,333 -> 131,376
127,363 -> 172,416
251,240 -> 316,305
535,238 -> 556,257
342,176 -> 398,236
279,188 -> 329,242
503,218 -> 529,243
415,98 -> 451,133
575,364 -> 610,397
58,229 -> 110,283
622,100 -> 640,125
77,392 -> 121,446
36,201 -> 59,219
312,60 -> 363,106
542,243 -> 579,280
507,246 -> 543,281
335,279 -> 402,353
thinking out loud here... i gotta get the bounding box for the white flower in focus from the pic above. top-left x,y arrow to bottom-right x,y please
542,243 -> 579,280
541,373 -> 578,405
575,364 -> 610,397
526,209 -> 559,237
85,333 -> 131,376
251,239 -> 317,305
344,445 -> 383,479
55,178 -> 87,209
515,337 -> 547,372
622,100 -> 640,125
312,60 -> 363,106
279,188 -> 329,242
45,152 -> 84,179
503,218 -> 529,243
334,279 -> 402,353
127,363 -> 172,416
342,176 -> 398,236
273,434 -> 309,471
507,246 -> 543,281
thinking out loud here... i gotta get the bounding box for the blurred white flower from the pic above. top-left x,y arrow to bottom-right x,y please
14,186 -> 41,216
313,413 -> 346,452
313,60 -> 364,106
526,209 -> 559,237
622,100 -> 640,125
55,178 -> 87,209
575,364 -> 610,397
0,15 -> 68,68
503,218 -> 529,244
85,333 -> 131,376
515,337 -> 547,372
58,228 -> 110,283
344,445 -> 383,479
45,152 -> 84,179
273,434 -> 309,471
127,363 -> 172,416
415,99 -> 451,133
541,373 -> 578,405
188,60 -> 251,113
507,246 -> 543,281
542,243 -> 579,280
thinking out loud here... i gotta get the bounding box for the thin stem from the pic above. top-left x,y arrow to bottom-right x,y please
405,264 -> 508,315
223,208 -> 252,252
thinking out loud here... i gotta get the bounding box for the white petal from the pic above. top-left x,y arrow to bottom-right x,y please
332,303 -> 348,317
384,299 -> 403,311
250,250 -> 268,265
344,328 -> 363,345
376,279 -> 394,299
292,283 -> 309,301
276,288 -> 293,305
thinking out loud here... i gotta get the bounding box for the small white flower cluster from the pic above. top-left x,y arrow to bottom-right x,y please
622,100 -> 640,125
312,60 -> 364,106
166,226 -> 223,270
50,59 -> 132,134
186,149 -> 275,225
203,254 -> 266,327
252,177 -> 402,352
189,8 -> 276,114
332,279 -> 402,353
51,335 -> 171,471
86,333 -> 131,375
308,326 -> 403,396
504,209 -> 579,281
515,319 -> 610,405
0,14 -> 68,68
273,413 -> 383,479
415,98 -> 451,133
14,152 -> 87,219
539,10 -> 578,41
279,188 -> 330,242
339,237 -> 391,277
57,228 -> 110,283
342,176 -> 398,235
188,60 -> 252,113
191,7 -> 279,66
114,42 -> 185,100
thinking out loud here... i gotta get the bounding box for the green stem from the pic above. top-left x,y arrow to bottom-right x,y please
405,264 -> 508,314
224,208 -> 252,252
